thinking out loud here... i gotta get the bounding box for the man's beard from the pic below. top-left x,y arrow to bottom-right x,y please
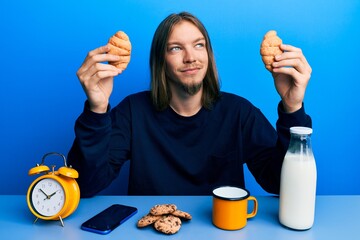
180,82 -> 203,95
166,71 -> 204,96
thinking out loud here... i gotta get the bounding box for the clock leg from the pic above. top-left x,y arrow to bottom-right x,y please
33,217 -> 39,224
59,216 -> 64,227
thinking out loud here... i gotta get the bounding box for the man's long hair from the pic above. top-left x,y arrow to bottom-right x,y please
150,12 -> 221,111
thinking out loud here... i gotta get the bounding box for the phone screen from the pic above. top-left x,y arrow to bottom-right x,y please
81,204 -> 138,234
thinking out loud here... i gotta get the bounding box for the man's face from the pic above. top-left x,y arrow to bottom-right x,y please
165,20 -> 208,96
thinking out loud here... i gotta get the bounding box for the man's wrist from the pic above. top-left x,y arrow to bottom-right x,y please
281,101 -> 302,113
89,102 -> 109,114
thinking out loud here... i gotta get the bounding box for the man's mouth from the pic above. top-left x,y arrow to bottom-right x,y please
180,65 -> 202,74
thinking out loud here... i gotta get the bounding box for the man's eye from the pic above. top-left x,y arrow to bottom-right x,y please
169,46 -> 181,52
195,43 -> 205,48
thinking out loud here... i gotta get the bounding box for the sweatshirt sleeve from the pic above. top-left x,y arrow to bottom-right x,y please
245,101 -> 312,194
276,102 -> 312,147
67,101 -> 129,197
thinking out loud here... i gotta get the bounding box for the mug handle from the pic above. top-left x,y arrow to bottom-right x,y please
247,196 -> 258,219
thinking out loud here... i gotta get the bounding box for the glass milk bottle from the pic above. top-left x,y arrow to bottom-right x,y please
279,127 -> 317,230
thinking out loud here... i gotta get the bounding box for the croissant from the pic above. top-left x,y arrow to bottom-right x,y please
108,31 -> 132,70
260,30 -> 283,71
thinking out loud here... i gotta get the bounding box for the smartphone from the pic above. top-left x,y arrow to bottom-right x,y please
81,204 -> 138,234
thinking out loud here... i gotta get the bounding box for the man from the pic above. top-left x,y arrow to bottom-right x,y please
68,12 -> 312,197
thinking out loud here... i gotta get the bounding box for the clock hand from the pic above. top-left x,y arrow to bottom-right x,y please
40,189 -> 50,200
48,191 -> 58,199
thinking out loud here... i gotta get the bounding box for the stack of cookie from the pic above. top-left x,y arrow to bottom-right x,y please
137,204 -> 192,235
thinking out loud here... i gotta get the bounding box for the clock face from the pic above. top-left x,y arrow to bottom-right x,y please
30,178 -> 65,217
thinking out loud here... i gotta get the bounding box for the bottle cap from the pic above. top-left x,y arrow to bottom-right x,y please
290,126 -> 313,135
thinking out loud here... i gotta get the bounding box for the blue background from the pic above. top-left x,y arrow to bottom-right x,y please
1,0 -> 359,195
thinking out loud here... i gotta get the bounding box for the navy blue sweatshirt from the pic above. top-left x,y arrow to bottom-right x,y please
68,91 -> 312,197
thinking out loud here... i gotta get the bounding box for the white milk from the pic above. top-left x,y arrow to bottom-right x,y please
279,153 -> 317,230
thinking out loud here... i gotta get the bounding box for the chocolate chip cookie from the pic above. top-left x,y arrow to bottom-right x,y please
154,215 -> 182,235
150,204 -> 177,216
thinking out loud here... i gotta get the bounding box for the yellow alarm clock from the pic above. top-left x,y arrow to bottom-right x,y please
27,152 -> 80,227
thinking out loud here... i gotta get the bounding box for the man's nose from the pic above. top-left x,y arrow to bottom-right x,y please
183,49 -> 196,63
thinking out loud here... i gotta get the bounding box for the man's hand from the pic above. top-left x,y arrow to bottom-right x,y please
271,44 -> 312,113
76,45 -> 123,113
